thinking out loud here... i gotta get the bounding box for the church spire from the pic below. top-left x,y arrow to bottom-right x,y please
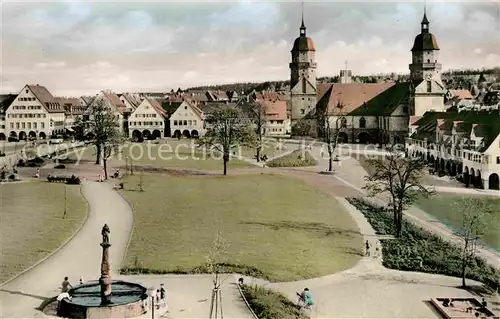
421,5 -> 430,33
300,0 -> 306,37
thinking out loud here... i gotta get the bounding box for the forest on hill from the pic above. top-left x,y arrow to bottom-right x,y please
184,67 -> 499,93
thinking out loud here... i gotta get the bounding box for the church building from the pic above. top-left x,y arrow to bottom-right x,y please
289,7 -> 446,144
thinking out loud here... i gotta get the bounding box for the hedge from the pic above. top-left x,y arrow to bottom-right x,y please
347,197 -> 500,290
240,284 -> 309,319
266,150 -> 317,168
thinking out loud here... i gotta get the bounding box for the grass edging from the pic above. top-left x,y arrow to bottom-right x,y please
266,150 -> 317,168
347,197 -> 500,291
240,284 -> 310,319
0,183 -> 90,286
120,263 -> 270,280
236,281 -> 259,319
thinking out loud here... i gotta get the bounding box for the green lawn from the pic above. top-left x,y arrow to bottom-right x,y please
267,150 -> 317,167
120,174 -> 363,282
114,141 -> 251,171
238,141 -> 290,159
416,194 -> 500,250
0,181 -> 88,283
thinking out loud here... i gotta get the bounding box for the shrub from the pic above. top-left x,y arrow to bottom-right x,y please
54,164 -> 66,169
267,150 -> 317,168
8,174 -> 16,181
241,284 -> 309,319
347,197 -> 500,290
17,159 -> 25,167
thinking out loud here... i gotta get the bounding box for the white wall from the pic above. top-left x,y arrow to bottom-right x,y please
170,102 -> 204,137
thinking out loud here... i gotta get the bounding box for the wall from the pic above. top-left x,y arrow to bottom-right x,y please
129,100 -> 165,137
170,102 -> 204,137
414,95 -> 445,116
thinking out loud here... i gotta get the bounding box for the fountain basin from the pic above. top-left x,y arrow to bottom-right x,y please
59,280 -> 147,318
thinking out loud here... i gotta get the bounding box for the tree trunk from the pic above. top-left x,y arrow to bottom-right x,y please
223,153 -> 229,176
103,158 -> 108,180
256,146 -> 260,162
461,238 -> 468,288
95,144 -> 101,164
328,144 -> 333,172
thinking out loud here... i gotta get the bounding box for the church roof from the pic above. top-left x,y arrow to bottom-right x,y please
411,33 -> 440,51
291,36 -> 315,52
317,83 -> 395,116
350,82 -> 411,116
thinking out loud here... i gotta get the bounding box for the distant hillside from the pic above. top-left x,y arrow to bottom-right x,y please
184,68 -> 499,93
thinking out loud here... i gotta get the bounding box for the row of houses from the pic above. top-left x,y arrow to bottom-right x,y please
0,84 -> 291,142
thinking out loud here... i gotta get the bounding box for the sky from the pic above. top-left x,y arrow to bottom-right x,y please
1,0 -> 499,96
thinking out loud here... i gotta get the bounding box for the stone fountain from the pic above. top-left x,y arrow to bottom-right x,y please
57,224 -> 147,318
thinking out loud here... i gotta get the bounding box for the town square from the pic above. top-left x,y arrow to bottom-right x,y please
1,1 -> 499,318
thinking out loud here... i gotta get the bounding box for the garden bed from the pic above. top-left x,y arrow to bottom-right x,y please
347,197 -> 500,291
266,150 -> 317,168
240,284 -> 309,319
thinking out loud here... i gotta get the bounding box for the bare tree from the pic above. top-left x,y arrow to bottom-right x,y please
207,231 -> 229,319
100,131 -> 124,180
319,114 -> 346,172
199,105 -> 256,175
244,101 -> 267,162
84,98 -> 122,167
453,197 -> 489,288
363,148 -> 435,237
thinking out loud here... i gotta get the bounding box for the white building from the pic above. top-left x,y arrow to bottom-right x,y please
5,85 -> 65,140
170,101 -> 204,138
261,100 -> 290,136
406,111 -> 500,191
129,98 -> 167,140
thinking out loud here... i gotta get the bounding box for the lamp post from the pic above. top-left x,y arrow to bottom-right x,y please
63,183 -> 67,219
148,286 -> 157,319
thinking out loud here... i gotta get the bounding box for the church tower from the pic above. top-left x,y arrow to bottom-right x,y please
409,7 -> 446,116
289,9 -> 317,125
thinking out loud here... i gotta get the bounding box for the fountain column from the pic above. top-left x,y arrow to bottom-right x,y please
100,224 -> 112,305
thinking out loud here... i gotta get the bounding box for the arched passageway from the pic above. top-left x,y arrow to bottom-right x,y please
18,131 -> 27,140
489,173 -> 499,190
182,130 -> 191,138
191,130 -> 199,138
357,132 -> 371,144
152,130 -> 162,139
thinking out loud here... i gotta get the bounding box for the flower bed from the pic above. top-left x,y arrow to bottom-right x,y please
347,197 -> 500,290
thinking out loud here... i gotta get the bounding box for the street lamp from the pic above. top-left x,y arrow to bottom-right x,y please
147,286 -> 157,319
63,183 -> 67,219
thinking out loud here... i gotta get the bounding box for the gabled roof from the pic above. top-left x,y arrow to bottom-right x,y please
121,93 -> 140,108
450,89 -> 473,100
317,83 -> 395,116
101,91 -> 126,114
261,100 -> 287,121
80,96 -> 95,106
171,100 -> 203,119
0,94 -> 17,112
140,97 -> 167,118
26,85 -> 65,113
350,82 -> 410,116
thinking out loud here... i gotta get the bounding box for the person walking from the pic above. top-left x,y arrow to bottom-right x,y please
159,283 -> 167,309
365,240 -> 371,257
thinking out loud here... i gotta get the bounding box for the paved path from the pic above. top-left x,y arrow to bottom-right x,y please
298,144 -> 500,269
0,181 -> 133,318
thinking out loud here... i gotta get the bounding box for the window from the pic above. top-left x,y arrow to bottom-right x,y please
184,106 -> 187,110
10,123 -> 13,129
174,120 -> 178,125
41,123 -> 45,129
301,109 -> 305,115
497,156 -> 500,164
359,117 -> 366,128
26,90 -> 28,93
188,120 -> 192,126
427,81 -> 432,93
16,123 -> 19,129
183,120 -> 187,125
28,123 -> 31,129
193,120 -> 196,125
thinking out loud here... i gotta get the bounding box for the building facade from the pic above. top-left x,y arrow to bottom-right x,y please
5,85 -> 66,140
170,101 -> 204,138
129,97 -> 168,140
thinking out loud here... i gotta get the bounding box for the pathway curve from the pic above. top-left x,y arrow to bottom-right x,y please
0,181 -> 133,318
300,144 -> 500,268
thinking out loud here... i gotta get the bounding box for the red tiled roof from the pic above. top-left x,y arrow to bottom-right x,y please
27,84 -> 65,113
317,83 -> 332,99
324,83 -> 395,115
145,97 -> 167,118
261,100 -> 287,121
450,89 -> 473,100
102,91 -> 126,114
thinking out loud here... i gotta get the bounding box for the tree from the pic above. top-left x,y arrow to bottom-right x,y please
363,148 -> 435,237
453,197 -> 490,288
101,129 -> 123,180
198,105 -> 256,175
71,116 -> 86,141
84,98 -> 122,170
319,113 -> 346,172
243,100 -> 267,162
206,231 -> 229,319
